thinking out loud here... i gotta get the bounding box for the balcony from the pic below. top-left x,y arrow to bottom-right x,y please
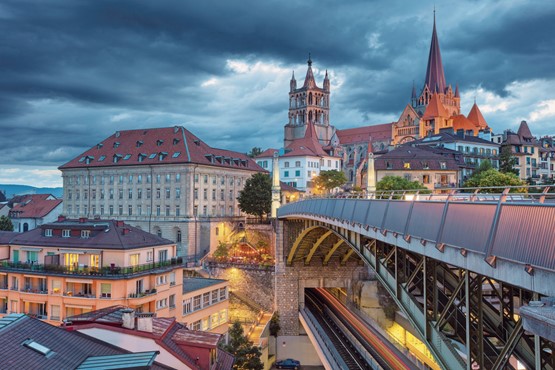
20,288 -> 48,295
0,257 -> 184,278
128,289 -> 157,299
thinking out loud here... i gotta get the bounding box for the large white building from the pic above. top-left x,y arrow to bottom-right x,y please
59,126 -> 264,259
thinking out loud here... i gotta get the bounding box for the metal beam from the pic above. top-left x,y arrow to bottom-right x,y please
305,230 -> 333,265
340,249 -> 355,265
286,225 -> 321,265
491,319 -> 523,370
323,239 -> 345,266
435,271 -> 466,329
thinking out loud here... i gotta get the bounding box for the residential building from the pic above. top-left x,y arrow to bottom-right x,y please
66,306 -> 234,370
503,121 -> 542,181
256,122 -> 341,193
0,204 -> 9,218
182,277 -> 229,334
391,15 -> 490,145
406,130 -> 500,183
59,126 -> 264,258
372,145 -> 464,190
8,194 -> 63,232
0,217 -> 184,324
538,136 -> 555,183
0,312 -> 173,369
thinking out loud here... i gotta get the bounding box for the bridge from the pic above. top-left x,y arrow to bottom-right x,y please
275,188 -> 555,370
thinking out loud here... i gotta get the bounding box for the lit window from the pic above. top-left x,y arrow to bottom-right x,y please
403,162 -> 411,169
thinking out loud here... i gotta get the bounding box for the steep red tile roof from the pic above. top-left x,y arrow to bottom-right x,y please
59,126 -> 264,172
336,122 -> 393,145
517,120 -> 533,139
9,194 -> 62,218
282,122 -> 332,157
452,114 -> 478,132
422,93 -> 449,120
255,148 -> 279,159
467,103 -> 489,128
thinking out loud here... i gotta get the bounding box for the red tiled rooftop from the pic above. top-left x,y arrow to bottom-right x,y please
467,103 -> 489,129
336,122 -> 393,144
422,93 -> 449,119
9,194 -> 62,218
59,126 -> 264,172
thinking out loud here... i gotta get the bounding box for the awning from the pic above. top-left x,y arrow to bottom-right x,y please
23,275 -> 46,279
65,304 -> 93,309
20,247 -> 43,252
66,278 -> 93,284
22,299 -> 46,304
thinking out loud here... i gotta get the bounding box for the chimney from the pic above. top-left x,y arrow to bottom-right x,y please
136,312 -> 155,333
121,308 -> 135,329
58,215 -> 66,222
115,220 -> 125,227
79,217 -> 86,223
122,228 -> 130,235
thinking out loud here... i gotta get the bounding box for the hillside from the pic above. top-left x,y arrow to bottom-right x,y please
0,184 -> 63,199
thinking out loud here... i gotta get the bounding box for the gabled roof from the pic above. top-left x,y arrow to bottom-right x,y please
424,15 -> 447,94
452,114 -> 479,132
9,194 -> 62,219
9,218 -> 174,249
422,93 -> 449,119
336,123 -> 393,145
255,148 -> 279,159
59,126 -> 264,172
282,122 -> 331,157
67,306 -> 232,370
467,103 -> 489,128
0,313 -> 170,370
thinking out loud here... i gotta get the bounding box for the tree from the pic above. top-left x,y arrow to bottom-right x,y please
213,241 -> 230,261
237,173 -> 271,220
499,145 -> 518,175
221,321 -> 264,370
0,216 -> 13,231
269,312 -> 281,358
376,176 -> 427,191
463,169 -> 526,193
313,170 -> 347,193
247,147 -> 263,158
474,159 -> 492,177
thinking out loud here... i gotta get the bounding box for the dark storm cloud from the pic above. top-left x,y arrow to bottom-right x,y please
0,0 -> 553,177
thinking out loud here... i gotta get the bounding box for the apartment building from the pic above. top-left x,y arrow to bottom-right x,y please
182,277 -> 229,334
58,126 -> 265,258
0,217 -> 183,323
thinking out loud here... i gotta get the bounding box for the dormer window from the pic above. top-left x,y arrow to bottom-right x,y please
159,152 -> 168,161
440,161 -> 447,169
96,143 -> 103,149
156,139 -> 164,146
81,230 -> 90,239
403,162 -> 411,169
136,140 -> 143,148
123,154 -> 131,160
45,229 -> 52,237
172,152 -> 180,158
62,230 -> 70,238
113,154 -> 122,163
113,142 -> 120,149
138,153 -> 146,162
148,153 -> 156,159
98,155 -> 106,162
173,138 -> 180,145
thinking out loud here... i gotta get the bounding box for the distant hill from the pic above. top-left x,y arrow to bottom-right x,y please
0,184 -> 63,199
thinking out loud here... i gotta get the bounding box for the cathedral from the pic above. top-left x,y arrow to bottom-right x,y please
391,14 -> 490,145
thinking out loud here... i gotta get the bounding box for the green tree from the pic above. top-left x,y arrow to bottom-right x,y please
376,176 -> 427,191
463,169 -> 526,193
213,241 -> 230,261
499,145 -> 518,175
0,216 -> 13,231
221,321 -> 264,370
237,173 -> 271,220
474,159 -> 492,177
313,170 -> 347,193
247,147 -> 263,158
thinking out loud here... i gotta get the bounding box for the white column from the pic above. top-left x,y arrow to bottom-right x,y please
271,152 -> 281,218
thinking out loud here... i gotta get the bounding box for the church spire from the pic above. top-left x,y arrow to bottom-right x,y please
290,71 -> 296,92
424,11 -> 447,94
323,69 -> 330,91
303,53 -> 317,88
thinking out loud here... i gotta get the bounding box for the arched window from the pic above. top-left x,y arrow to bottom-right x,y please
23,223 -> 29,232
308,93 -> 313,105
153,227 -> 162,238
176,229 -> 182,243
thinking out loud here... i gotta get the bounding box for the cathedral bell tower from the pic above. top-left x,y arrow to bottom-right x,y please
284,55 -> 333,147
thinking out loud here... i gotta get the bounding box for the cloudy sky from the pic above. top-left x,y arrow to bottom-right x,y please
1,0 -> 554,187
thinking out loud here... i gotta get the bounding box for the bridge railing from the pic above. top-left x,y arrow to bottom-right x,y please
292,184 -> 555,204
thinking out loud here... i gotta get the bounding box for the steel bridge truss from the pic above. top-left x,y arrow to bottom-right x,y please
284,220 -> 554,370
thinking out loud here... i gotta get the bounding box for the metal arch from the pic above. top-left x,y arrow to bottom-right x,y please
341,249 -> 355,265
323,239 -> 346,266
305,230 -> 333,265
287,225 -> 325,265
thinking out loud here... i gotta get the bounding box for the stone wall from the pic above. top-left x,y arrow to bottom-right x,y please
208,266 -> 275,311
